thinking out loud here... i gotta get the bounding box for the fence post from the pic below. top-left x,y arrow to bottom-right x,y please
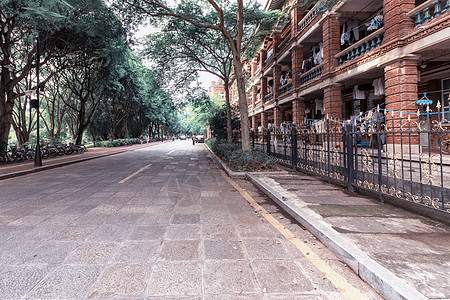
345,123 -> 355,192
327,118 -> 331,183
291,127 -> 298,168
376,119 -> 384,202
267,130 -> 271,155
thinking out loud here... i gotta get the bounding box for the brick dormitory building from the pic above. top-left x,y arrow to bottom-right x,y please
232,0 -> 450,150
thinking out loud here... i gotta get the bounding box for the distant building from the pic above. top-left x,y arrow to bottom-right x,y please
209,80 -> 226,102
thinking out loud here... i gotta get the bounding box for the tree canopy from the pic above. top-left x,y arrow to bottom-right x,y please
113,0 -> 282,152
1,0 -> 180,147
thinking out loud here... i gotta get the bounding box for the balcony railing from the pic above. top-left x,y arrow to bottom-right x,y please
254,67 -> 261,76
298,0 -> 325,32
299,64 -> 323,84
248,104 -> 253,112
265,54 -> 274,67
277,36 -> 291,53
255,101 -> 261,108
336,28 -> 385,66
408,0 -> 449,26
279,82 -> 293,96
265,93 -> 273,102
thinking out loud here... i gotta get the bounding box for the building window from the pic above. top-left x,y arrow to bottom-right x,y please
442,78 -> 450,120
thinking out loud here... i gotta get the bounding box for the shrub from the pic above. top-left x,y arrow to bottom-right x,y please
207,139 -> 275,172
95,139 -> 139,147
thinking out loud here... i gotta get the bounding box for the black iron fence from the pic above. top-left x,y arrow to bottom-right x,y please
252,108 -> 450,216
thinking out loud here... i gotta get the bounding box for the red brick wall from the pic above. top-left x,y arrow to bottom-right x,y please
383,0 -> 415,44
274,106 -> 282,130
324,85 -> 342,119
322,14 -> 340,75
261,111 -> 268,129
292,99 -> 305,125
260,50 -> 267,70
274,64 -> 281,100
384,59 -> 418,140
292,46 -> 303,90
261,77 -> 267,102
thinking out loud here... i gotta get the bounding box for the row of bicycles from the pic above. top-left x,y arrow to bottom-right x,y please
0,144 -> 87,164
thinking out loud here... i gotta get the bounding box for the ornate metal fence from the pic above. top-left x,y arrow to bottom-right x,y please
253,106 -> 450,215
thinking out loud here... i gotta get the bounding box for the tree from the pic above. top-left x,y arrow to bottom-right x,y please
114,0 -> 280,152
144,15 -> 235,142
0,0 -> 74,146
58,0 -> 128,144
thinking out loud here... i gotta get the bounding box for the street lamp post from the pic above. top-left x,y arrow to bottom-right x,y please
34,35 -> 42,167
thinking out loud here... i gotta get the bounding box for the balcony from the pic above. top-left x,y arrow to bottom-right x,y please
277,36 -> 291,54
409,0 -> 450,26
336,28 -> 385,66
265,54 -> 274,67
255,101 -> 261,109
265,93 -> 273,102
254,67 -> 261,76
298,0 -> 325,32
279,82 -> 293,96
299,64 -> 323,84
248,104 -> 253,112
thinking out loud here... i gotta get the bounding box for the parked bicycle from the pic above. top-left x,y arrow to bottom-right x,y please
0,145 -> 26,164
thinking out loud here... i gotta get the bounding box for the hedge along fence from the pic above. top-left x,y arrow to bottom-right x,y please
206,139 -> 276,172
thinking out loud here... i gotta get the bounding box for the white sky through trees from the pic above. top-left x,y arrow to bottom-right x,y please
134,0 -> 269,89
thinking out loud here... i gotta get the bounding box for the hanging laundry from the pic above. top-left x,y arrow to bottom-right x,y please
353,85 -> 365,99
347,21 -> 359,44
315,99 -> 324,114
341,21 -> 359,48
372,78 -> 385,96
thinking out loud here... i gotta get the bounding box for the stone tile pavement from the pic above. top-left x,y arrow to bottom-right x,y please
0,141 -> 381,299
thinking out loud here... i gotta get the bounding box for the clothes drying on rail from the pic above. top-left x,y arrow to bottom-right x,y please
372,78 -> 385,96
353,85 -> 366,100
315,99 -> 324,114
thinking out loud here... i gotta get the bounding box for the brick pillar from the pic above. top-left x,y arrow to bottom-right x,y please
260,50 -> 267,70
273,64 -> 281,100
251,61 -> 257,77
252,86 -> 257,107
261,76 -> 267,103
384,58 -> 418,139
261,111 -> 268,130
252,115 -> 257,130
274,106 -> 282,131
291,7 -> 298,38
292,98 -> 305,125
322,13 -> 340,75
383,0 -> 415,44
292,46 -> 303,90
273,31 -> 281,57
324,84 -> 342,120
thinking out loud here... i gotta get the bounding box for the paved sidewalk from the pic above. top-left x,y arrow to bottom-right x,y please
248,171 -> 450,300
2,141 -> 448,299
0,142 -> 163,179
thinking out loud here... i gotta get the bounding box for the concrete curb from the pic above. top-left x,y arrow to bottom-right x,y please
247,173 -> 428,300
0,143 -> 161,181
203,143 -> 288,178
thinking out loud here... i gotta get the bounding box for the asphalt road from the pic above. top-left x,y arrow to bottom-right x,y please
0,141 -> 380,299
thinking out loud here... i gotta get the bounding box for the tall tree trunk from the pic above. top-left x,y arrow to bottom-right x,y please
123,115 -> 129,139
0,90 -> 15,146
223,79 -> 233,143
232,58 -> 251,152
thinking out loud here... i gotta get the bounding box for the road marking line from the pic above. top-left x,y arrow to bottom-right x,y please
220,170 -> 368,300
119,163 -> 152,184
167,150 -> 175,155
